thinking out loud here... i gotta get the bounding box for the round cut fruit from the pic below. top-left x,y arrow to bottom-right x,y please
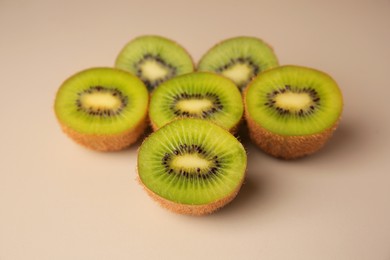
198,36 -> 278,90
115,35 -> 194,91
54,68 -> 149,151
137,119 -> 247,215
149,72 -> 243,132
244,65 -> 343,159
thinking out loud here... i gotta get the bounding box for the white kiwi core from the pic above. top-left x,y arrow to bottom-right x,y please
222,63 -> 252,85
176,99 -> 214,113
274,92 -> 312,112
140,60 -> 169,81
80,92 -> 122,111
171,154 -> 210,170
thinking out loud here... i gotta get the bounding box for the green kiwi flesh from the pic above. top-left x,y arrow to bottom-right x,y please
198,36 -> 278,90
149,72 -> 243,132
54,68 -> 149,151
115,35 -> 194,91
137,118 -> 247,215
244,65 -> 343,159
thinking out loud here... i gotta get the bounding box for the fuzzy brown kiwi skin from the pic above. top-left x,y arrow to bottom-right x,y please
243,72 -> 342,160
245,113 -> 339,159
138,176 -> 244,216
58,112 -> 148,151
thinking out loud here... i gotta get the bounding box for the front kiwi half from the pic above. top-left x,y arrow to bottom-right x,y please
244,65 -> 343,159
54,68 -> 149,151
149,72 -> 243,133
198,36 -> 278,91
137,119 -> 247,215
115,35 -> 194,91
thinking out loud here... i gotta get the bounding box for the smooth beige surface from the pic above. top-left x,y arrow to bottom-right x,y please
1,0 -> 389,259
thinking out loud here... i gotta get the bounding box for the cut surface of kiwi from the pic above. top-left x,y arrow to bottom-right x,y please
137,118 -> 247,215
149,72 -> 243,132
115,35 -> 194,91
54,67 -> 149,151
198,36 -> 278,90
245,65 -> 343,159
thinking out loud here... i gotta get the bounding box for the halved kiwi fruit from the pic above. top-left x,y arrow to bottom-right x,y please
244,65 -> 343,159
115,35 -> 194,91
137,118 -> 247,215
54,68 -> 149,151
198,36 -> 278,91
149,72 -> 243,132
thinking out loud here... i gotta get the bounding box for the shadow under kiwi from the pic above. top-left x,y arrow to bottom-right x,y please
211,170 -> 270,217
102,124 -> 154,156
234,120 -> 251,144
302,119 -> 362,162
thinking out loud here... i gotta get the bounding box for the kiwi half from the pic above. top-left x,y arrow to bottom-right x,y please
149,72 -> 243,132
137,118 -> 247,215
54,68 -> 149,151
198,36 -> 278,91
244,65 -> 343,159
115,35 -> 194,91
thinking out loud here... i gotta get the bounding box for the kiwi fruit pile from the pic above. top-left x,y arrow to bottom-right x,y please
54,35 -> 343,215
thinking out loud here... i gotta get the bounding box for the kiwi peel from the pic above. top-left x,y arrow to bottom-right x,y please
137,118 -> 247,215
54,67 -> 149,151
245,118 -> 339,159
115,35 -> 194,91
198,36 -> 279,91
140,182 -> 242,215
244,65 -> 343,159
149,72 -> 244,133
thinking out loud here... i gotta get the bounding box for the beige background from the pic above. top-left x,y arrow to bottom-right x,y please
1,0 -> 390,259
